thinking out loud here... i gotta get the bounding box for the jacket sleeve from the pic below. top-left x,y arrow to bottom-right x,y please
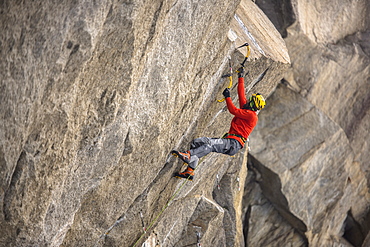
225,97 -> 254,120
238,77 -> 247,107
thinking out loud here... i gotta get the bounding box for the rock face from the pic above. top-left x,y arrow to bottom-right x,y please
246,0 -> 370,246
0,0 -> 368,247
0,0 -> 288,246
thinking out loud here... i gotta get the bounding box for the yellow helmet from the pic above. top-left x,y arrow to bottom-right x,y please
249,93 -> 266,110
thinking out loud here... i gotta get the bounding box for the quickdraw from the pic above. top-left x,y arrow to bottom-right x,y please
216,174 -> 220,190
193,226 -> 202,247
140,211 -> 146,233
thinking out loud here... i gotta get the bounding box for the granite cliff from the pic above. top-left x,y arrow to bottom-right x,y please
247,0 -> 370,246
0,0 -> 368,246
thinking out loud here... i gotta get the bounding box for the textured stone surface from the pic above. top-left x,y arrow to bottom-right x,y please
293,0 -> 369,44
0,0 -> 289,246
254,0 -> 296,38
231,0 -> 290,64
246,0 -> 370,246
2,0 -> 367,246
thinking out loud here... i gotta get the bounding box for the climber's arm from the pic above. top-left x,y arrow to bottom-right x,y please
237,76 -> 247,108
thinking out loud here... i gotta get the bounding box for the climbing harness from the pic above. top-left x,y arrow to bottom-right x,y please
217,43 -> 250,102
222,132 -> 247,145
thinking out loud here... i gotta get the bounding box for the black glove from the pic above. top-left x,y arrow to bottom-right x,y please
222,88 -> 230,98
237,67 -> 244,78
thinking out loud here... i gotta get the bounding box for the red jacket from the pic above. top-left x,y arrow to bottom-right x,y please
225,77 -> 258,147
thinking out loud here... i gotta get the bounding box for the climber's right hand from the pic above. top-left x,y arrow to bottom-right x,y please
222,88 -> 230,98
237,67 -> 244,78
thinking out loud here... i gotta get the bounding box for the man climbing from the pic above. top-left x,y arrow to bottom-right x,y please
171,67 -> 266,180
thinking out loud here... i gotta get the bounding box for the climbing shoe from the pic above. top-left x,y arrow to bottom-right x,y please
171,150 -> 191,164
174,166 -> 195,181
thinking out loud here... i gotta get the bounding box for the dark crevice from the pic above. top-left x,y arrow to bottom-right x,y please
122,130 -> 133,156
255,68 -> 268,85
3,151 -> 27,221
140,1 -> 164,60
243,205 -> 251,247
255,0 -> 296,38
175,197 -> 220,247
148,1 -> 163,43
0,146 -> 7,187
343,210 -> 368,247
212,173 -> 237,246
246,154 -> 308,244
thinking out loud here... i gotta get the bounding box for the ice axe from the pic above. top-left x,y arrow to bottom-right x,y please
217,43 -> 251,102
237,43 -> 251,69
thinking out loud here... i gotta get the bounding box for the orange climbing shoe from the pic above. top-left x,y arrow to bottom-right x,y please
174,166 -> 195,181
171,150 -> 191,164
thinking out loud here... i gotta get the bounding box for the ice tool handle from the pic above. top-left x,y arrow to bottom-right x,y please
238,42 -> 251,68
217,43 -> 250,102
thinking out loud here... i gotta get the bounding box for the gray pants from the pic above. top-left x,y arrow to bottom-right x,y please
188,137 -> 242,169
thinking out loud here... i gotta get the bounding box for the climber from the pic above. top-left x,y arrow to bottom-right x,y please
171,67 -> 266,180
